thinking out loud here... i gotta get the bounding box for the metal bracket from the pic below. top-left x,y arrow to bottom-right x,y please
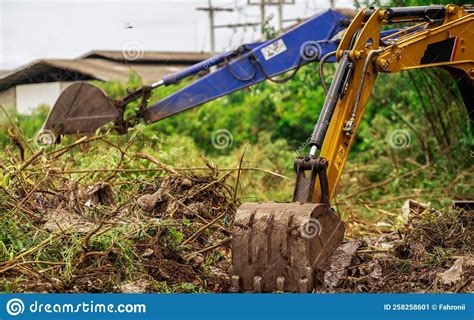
292,156 -> 330,205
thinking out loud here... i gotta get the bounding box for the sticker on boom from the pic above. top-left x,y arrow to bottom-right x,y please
261,39 -> 288,60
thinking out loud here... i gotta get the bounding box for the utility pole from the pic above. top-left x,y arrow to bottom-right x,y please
198,0 -> 297,51
247,0 -> 295,36
260,0 -> 266,36
197,0 -> 233,53
198,1 -> 263,52
277,0 -> 283,31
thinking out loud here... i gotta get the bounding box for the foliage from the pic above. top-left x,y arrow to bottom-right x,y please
0,0 -> 471,222
1,58 -> 472,206
0,104 -> 50,148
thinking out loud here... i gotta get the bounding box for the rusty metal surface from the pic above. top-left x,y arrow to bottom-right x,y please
231,202 -> 345,292
42,82 -> 121,136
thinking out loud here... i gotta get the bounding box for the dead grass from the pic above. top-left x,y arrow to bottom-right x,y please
0,131 -> 472,293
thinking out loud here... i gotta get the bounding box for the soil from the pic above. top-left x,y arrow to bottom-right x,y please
0,143 -> 472,293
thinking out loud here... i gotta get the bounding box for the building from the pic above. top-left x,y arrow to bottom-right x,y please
0,50 -> 210,114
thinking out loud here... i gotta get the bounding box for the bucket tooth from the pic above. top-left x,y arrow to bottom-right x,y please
298,278 -> 310,293
253,276 -> 263,292
230,275 -> 241,291
276,277 -> 285,291
231,202 -> 344,292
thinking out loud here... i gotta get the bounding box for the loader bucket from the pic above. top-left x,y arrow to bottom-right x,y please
231,202 -> 344,292
40,82 -> 121,141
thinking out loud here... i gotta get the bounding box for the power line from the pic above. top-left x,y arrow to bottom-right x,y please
197,0 -> 233,53
247,0 -> 295,33
198,0 -> 298,52
197,0 -> 263,52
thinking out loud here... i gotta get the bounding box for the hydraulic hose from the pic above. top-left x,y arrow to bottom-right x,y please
318,51 -> 337,94
349,48 -> 384,120
310,52 -> 353,155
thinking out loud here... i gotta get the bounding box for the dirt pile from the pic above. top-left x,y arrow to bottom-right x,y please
0,142 -> 238,293
326,207 -> 473,293
0,135 -> 471,293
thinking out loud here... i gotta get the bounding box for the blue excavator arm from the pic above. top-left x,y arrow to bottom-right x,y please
40,9 -> 400,139
141,9 -> 350,123
141,8 -> 401,123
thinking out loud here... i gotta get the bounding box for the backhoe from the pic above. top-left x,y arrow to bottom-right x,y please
38,5 -> 473,292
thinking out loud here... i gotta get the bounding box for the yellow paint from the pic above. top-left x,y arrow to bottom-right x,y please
312,5 -> 474,203
335,144 -> 345,170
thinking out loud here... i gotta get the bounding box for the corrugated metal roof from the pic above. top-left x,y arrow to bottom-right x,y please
79,50 -> 211,63
45,58 -> 188,83
0,8 -> 356,92
0,51 -> 211,91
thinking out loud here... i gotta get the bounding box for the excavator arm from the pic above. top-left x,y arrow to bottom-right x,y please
230,4 -> 473,293
309,4 -> 473,202
39,9 -> 351,141
39,9 -> 403,142
37,4 -> 472,293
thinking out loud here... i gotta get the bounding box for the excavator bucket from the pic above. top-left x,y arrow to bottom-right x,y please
231,202 -> 344,292
230,157 -> 345,292
40,82 -> 121,142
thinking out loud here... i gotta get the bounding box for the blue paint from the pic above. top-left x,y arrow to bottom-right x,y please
142,9 -> 400,123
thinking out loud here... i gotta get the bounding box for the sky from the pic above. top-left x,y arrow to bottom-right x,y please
0,0 -> 353,70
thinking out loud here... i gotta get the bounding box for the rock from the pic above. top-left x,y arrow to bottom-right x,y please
136,179 -> 172,212
436,257 -> 474,286
84,182 -> 114,207
141,248 -> 154,258
186,253 -> 205,269
120,279 -> 154,293
324,240 -> 362,289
